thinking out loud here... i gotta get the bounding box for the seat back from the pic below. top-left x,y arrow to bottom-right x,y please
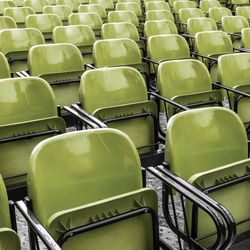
144,0 -> 164,5
115,2 -> 142,16
0,16 -> 16,30
173,0 -> 196,13
23,0 -> 50,13
144,20 -> 178,37
222,15 -> 249,33
146,10 -> 174,22
89,0 -> 114,9
57,0 -> 79,11
101,22 -> 139,40
107,10 -> 138,26
0,52 -> 11,79
119,0 -> 141,6
0,0 -> 16,15
145,1 -> 171,11
188,17 -> 217,35
241,27 -> 250,49
208,7 -> 232,22
236,6 -> 250,20
4,7 -> 35,27
179,8 -> 205,23
200,0 -> 221,12
43,5 -> 72,24
78,4 -> 107,18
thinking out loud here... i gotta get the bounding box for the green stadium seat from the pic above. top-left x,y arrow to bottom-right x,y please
23,0 -> 50,13
107,10 -> 138,26
13,0 -> 24,7
115,2 -> 142,19
228,0 -> 249,10
118,0 -> 141,7
236,6 -> 250,21
200,0 -> 221,14
89,0 -> 114,11
78,4 -> 107,20
145,1 -> 171,12
57,0 -> 80,12
209,6 -> 232,23
0,16 -> 16,29
0,52 -> 11,78
173,0 -> 196,14
0,0 -> 16,15
145,10 -> 174,22
241,27 -> 250,48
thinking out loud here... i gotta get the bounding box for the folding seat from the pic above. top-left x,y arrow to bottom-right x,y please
115,2 -> 143,20
236,6 -> 250,21
69,12 -> 103,37
156,59 -> 222,117
208,6 -> 232,29
107,10 -> 139,26
89,0 -> 114,11
16,128 -> 161,250
228,0 -> 249,10
0,28 -> 44,75
0,16 -> 17,30
144,20 -> 178,38
0,77 -> 66,200
162,107 -> 250,248
173,0 -> 196,14
200,0 -> 221,14
144,0 -> 164,5
23,0 -> 50,13
119,0 -> 141,6
4,6 -> 35,27
145,1 -> 171,12
78,4 -> 107,21
241,27 -> 250,49
194,30 -> 233,81
222,15 -> 249,47
217,53 -> 250,127
145,10 -> 174,22
43,5 -> 72,25
28,43 -> 85,111
53,25 -> 96,64
0,0 -> 16,15
0,52 -> 11,78
57,0 -> 80,12
25,13 -> 62,42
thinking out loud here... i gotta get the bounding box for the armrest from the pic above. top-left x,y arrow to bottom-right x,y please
15,201 -> 61,250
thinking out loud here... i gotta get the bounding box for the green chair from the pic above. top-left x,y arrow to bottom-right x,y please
144,0 -> 164,5
12,0 -> 23,6
0,77 -> 66,200
69,12 -> 103,37
241,27 -> 250,48
209,7 -> 232,22
0,0 -> 16,15
228,0 -> 249,10
173,0 -> 196,14
119,0 -> 141,7
23,0 -> 50,13
200,0 -> 221,14
0,175 -> 21,249
4,6 -> 35,27
22,128 -> 159,249
145,10 -> 174,22
89,0 -> 114,11
236,6 -> 250,21
25,13 -> 62,42
43,5 -> 72,25
156,59 -> 222,116
78,4 -> 107,21
115,2 -> 142,18
53,25 -> 95,64
144,20 -> 178,38
0,52 -> 11,78
0,16 -> 17,29
165,107 -> 250,248
28,43 -> 85,110
0,28 -> 45,75
145,1 -> 171,12
194,30 -> 233,81
57,0 -> 80,12
217,53 -> 250,126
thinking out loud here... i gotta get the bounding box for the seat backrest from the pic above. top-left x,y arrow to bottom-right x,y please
188,17 -> 217,35
0,0 -> 16,15
69,12 -> 103,29
0,52 -> 11,79
78,4 -> 107,18
217,53 -> 250,88
157,59 -> 212,100
241,27 -> 250,49
145,1 -> 171,11
166,107 -> 247,180
0,16 -> 17,30
57,0 -> 79,11
179,8 -> 205,23
200,0 -> 221,12
222,15 -> 249,33
115,2 -> 142,16
195,31 -> 233,56
43,5 -> 72,22
144,20 -> 178,37
146,10 -> 174,22
101,22 -> 139,41
0,77 -> 58,125
0,28 -> 45,55
25,14 -> 62,34
29,128 -> 143,225
144,0 -> 164,5
4,7 -> 35,25
107,10 -> 139,26
148,34 -> 190,62
93,38 -> 142,67
236,6 -> 250,19
118,0 -> 141,6
23,0 -> 50,13
173,0 -> 196,13
28,43 -> 84,76
89,0 -> 114,9
53,25 -> 95,47
208,7 -> 232,22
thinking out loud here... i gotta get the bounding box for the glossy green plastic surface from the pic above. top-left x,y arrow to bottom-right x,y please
116,2 -> 142,16
241,27 -> 250,48
188,17 -> 217,35
173,0 -> 196,13
107,10 -> 139,26
144,0 -> 164,4
4,7 -> 35,27
200,0 -> 221,12
57,0 -> 79,11
209,7 -> 232,22
145,1 -> 170,11
0,16 -> 16,30
101,22 -> 139,40
89,0 -> 114,9
179,8 -> 205,24
146,10 -> 174,22
23,0 -> 50,13
0,0 -> 16,15
0,52 -> 11,79
144,20 -> 178,38
236,6 -> 250,19
222,15 -> 249,33
78,4 -> 107,18
119,0 -> 141,6
43,5 -> 72,23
